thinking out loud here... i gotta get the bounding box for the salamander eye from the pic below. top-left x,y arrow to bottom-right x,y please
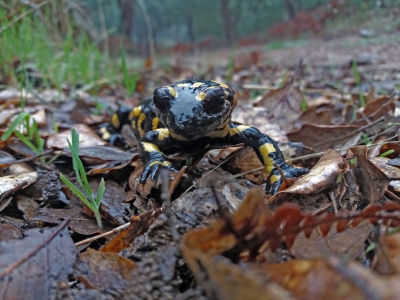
153,86 -> 174,110
201,87 -> 226,114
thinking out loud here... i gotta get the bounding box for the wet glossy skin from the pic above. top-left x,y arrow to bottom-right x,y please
153,79 -> 234,140
101,78 -> 309,195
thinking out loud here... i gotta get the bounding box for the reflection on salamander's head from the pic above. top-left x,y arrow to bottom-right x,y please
152,79 -> 237,140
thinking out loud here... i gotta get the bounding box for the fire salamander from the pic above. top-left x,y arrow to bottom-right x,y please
100,79 -> 309,195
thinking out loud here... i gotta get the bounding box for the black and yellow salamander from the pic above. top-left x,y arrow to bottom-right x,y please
99,79 -> 309,195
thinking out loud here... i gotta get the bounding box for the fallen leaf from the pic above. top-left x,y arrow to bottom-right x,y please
254,77 -> 304,133
268,150 -> 348,213
291,221 -> 372,259
46,124 -> 106,149
35,199 -> 113,235
0,223 -> 22,241
0,222 -> 76,300
288,124 -> 362,152
350,146 -> 388,204
76,248 -> 136,298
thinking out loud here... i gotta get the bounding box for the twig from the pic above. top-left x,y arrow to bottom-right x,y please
0,149 -> 54,169
329,191 -> 338,214
74,222 -> 131,247
312,116 -> 384,148
273,162 -> 290,187
0,219 -> 70,278
160,169 -> 179,242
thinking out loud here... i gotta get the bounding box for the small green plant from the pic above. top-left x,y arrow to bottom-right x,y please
60,128 -> 105,230
379,149 -> 394,157
301,93 -> 307,112
121,47 -> 138,96
352,60 -> 365,107
279,69 -> 288,88
360,133 -> 372,145
1,112 -> 46,164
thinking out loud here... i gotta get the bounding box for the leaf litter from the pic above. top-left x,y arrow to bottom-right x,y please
1,35 -> 400,299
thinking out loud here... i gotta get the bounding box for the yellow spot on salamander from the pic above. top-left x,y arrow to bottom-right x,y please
206,125 -> 229,138
259,143 -> 277,174
149,160 -> 172,167
102,131 -> 110,141
138,113 -> 146,137
196,92 -> 207,101
229,125 -> 250,136
142,142 -> 160,153
111,114 -> 120,128
177,83 -> 189,88
211,80 -> 229,89
166,86 -> 177,97
155,128 -> 169,141
152,117 -> 160,130
217,118 -> 230,129
170,131 -> 189,141
191,82 -> 204,88
132,106 -> 142,118
269,175 -> 281,184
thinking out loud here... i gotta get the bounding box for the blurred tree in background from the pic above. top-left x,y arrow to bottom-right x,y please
75,0 -> 397,55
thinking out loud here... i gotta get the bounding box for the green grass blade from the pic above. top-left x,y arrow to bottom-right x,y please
32,119 -> 43,151
60,173 -> 95,211
1,111 -> 29,140
71,128 -> 80,155
13,130 -> 40,155
121,48 -> 138,95
379,150 -> 394,157
24,115 -> 32,139
95,178 -> 105,208
352,60 -> 365,107
68,132 -> 94,203
67,138 -> 83,187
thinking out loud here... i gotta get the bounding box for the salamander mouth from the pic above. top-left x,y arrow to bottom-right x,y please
165,102 -> 231,140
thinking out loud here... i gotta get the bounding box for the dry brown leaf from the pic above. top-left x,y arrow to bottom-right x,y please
100,208 -> 162,253
355,96 -> 394,126
350,146 -> 388,204
288,124 -> 361,152
183,188 -> 268,257
182,249 -> 296,300
0,222 -> 76,300
291,221 -> 372,259
254,78 -> 304,133
268,150 -> 348,212
0,223 -> 22,241
76,248 -> 136,298
46,124 -> 107,149
35,199 -> 113,235
259,259 -> 369,300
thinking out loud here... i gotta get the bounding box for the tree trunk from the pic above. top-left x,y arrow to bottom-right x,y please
117,0 -> 134,38
220,0 -> 235,45
284,0 -> 296,20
